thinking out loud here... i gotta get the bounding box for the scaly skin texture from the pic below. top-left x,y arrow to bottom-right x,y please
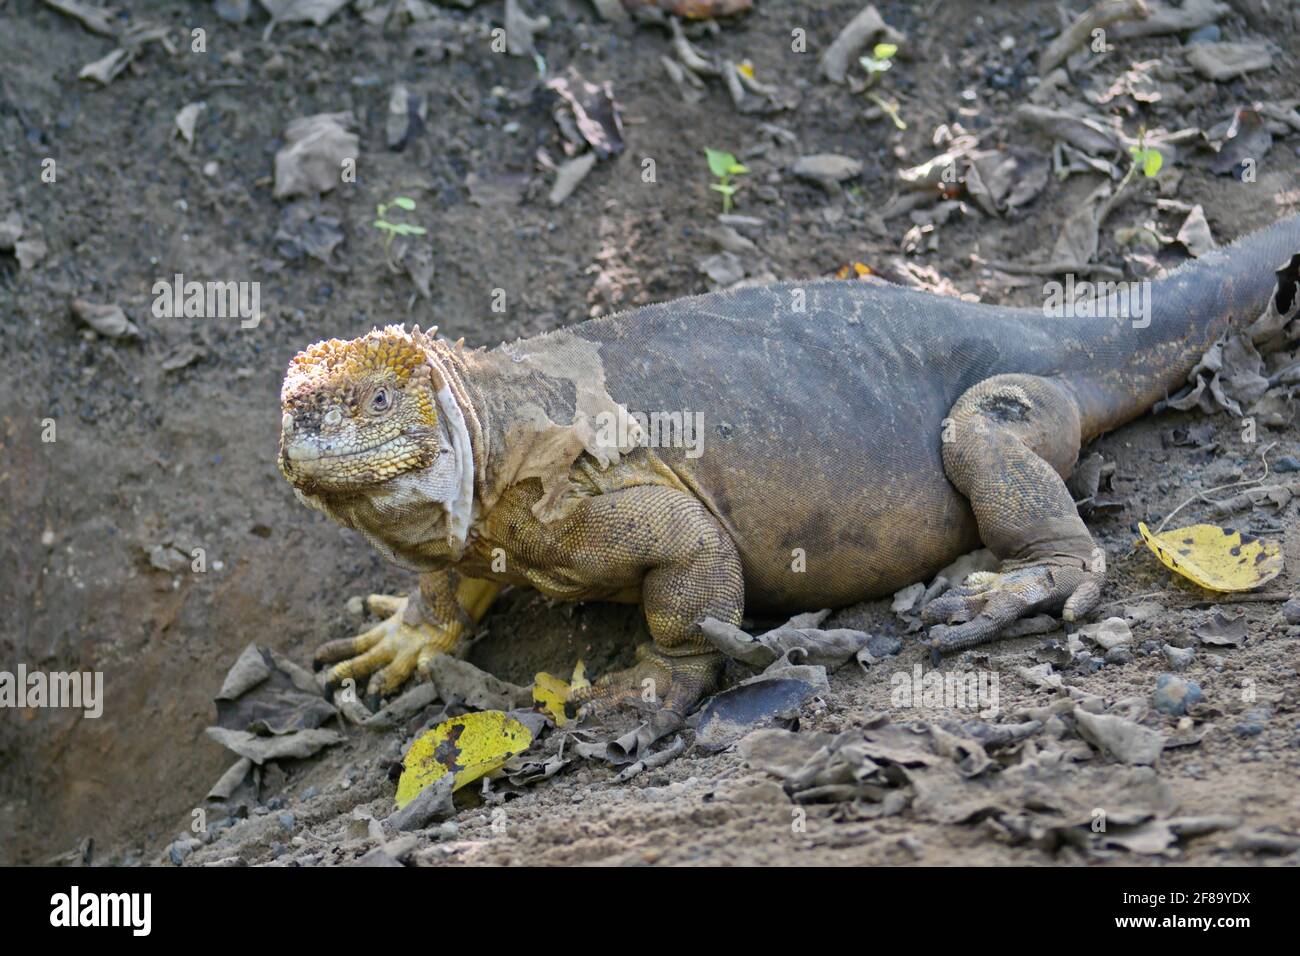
278,214 -> 1300,714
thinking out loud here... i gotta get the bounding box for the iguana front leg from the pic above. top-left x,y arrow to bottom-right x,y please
316,569 -> 500,699
505,485 -> 744,716
925,374 -> 1105,656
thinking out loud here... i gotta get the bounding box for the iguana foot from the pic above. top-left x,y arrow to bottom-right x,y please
934,373 -> 1106,661
921,555 -> 1103,660
570,644 -> 723,717
316,594 -> 458,700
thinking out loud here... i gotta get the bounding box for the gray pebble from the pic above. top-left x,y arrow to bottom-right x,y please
1282,599 -> 1300,625
867,634 -> 902,658
1105,646 -> 1133,665
1154,673 -> 1203,716
1161,643 -> 1196,670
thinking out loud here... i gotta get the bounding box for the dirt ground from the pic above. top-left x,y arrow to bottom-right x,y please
2,0 -> 1299,867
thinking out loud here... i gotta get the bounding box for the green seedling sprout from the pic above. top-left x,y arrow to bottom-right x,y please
705,148 -> 750,214
373,196 -> 428,254
859,42 -> 897,80
1125,127 -> 1164,180
859,43 -> 906,131
1128,143 -> 1164,178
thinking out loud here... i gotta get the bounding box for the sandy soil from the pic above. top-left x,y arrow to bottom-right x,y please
1,0 -> 1298,866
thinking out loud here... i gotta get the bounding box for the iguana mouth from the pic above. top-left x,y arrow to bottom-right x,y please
278,437 -> 421,495
281,437 -> 400,464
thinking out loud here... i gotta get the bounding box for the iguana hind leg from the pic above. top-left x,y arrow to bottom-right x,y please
925,374 -> 1105,657
316,570 -> 500,699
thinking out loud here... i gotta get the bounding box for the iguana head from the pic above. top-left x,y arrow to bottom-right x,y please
278,325 -> 445,494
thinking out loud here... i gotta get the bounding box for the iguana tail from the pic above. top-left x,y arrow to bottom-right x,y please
1064,212 -> 1300,439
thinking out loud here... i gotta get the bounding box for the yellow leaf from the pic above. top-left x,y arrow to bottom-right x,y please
395,712 -> 533,808
738,60 -> 755,79
533,671 -> 571,726
532,661 -> 589,726
1137,522 -> 1283,592
570,660 -> 589,692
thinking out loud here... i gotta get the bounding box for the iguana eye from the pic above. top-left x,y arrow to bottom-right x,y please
369,388 -> 391,414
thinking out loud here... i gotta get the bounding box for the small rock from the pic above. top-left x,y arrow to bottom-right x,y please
167,838 -> 198,866
1185,42 -> 1272,81
791,154 -> 863,188
1281,598 -> 1300,625
0,211 -> 22,250
549,151 -> 597,206
1123,602 -> 1163,624
435,821 -> 459,841
1161,643 -> 1196,671
15,239 -> 48,271
175,102 -> 206,145
213,0 -> 251,23
866,634 -> 902,659
1074,617 -> 1132,651
71,299 -> 140,339
278,812 -> 295,830
149,544 -> 189,573
1186,23 -> 1221,44
1104,646 -> 1133,666
1273,455 -> 1300,473
898,834 -> 925,859
698,251 -> 746,287
1154,674 -> 1203,716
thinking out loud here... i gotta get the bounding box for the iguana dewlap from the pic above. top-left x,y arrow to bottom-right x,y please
279,214 -> 1300,714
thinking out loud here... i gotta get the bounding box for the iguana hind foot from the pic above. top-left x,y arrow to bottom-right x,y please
930,373 -> 1105,658
922,557 -> 1103,659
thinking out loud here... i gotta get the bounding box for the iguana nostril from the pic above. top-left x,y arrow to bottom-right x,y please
282,412 -> 294,435
323,407 -> 343,426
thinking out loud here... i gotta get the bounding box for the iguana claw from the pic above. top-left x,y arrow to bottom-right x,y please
316,594 -> 458,700
921,558 -> 1104,661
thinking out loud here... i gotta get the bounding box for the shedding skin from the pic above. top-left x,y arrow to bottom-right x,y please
278,215 -> 1300,713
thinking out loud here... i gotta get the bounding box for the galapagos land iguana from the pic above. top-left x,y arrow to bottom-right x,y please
278,214 -> 1300,717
